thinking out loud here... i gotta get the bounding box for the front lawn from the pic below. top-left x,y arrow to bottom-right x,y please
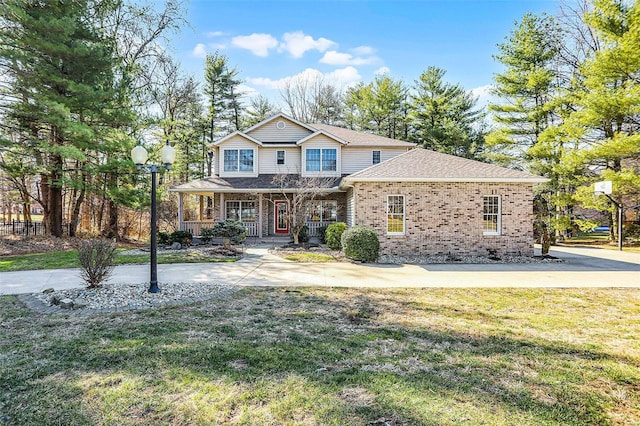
1,287 -> 638,425
0,248 -> 237,272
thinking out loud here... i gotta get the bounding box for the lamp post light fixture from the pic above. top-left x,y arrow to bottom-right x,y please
131,140 -> 176,293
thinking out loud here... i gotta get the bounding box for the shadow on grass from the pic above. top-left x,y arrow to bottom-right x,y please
1,288 -> 638,425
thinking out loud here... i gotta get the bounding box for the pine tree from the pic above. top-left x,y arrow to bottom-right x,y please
409,66 -> 485,159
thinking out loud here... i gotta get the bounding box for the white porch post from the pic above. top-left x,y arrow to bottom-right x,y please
258,193 -> 263,238
220,193 -> 225,221
178,193 -> 183,231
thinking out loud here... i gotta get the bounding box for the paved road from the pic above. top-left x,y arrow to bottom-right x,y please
1,245 -> 638,295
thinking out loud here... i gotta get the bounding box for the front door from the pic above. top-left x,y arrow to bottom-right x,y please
275,201 -> 289,234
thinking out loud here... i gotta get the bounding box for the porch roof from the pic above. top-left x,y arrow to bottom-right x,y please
170,174 -> 346,194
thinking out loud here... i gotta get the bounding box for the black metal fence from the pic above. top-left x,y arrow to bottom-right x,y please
0,220 -> 72,237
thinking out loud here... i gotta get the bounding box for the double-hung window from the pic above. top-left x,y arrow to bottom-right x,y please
223,149 -> 254,172
483,195 -> 501,235
387,195 -> 405,235
226,201 -> 256,222
276,150 -> 285,165
372,150 -> 381,164
306,148 -> 337,172
307,200 -> 337,222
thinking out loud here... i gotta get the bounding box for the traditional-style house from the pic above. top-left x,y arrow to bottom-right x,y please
170,113 -> 546,256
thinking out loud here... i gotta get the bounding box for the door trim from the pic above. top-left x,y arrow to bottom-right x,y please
274,200 -> 289,234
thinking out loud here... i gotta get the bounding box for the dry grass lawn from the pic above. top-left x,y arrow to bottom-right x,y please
1,287 -> 639,425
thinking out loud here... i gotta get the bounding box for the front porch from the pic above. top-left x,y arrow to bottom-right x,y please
180,219 -> 333,238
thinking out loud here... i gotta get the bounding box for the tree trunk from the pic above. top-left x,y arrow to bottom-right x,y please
46,153 -> 64,237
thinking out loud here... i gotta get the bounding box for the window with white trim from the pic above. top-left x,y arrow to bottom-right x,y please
306,148 -> 337,172
226,201 -> 257,222
223,149 -> 254,172
306,200 -> 337,222
387,195 -> 405,235
372,150 -> 381,164
483,195 -> 501,235
276,150 -> 285,165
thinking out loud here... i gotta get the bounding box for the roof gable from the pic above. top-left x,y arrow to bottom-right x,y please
212,131 -> 262,147
344,148 -> 547,183
296,130 -> 348,146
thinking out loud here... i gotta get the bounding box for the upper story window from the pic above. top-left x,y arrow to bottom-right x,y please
277,150 -> 285,165
387,195 -> 405,235
224,149 -> 254,172
372,150 -> 381,164
483,195 -> 501,235
306,148 -> 337,172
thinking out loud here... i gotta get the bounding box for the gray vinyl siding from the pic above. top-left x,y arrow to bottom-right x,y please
346,187 -> 355,227
341,147 -> 410,174
258,147 -> 301,174
247,118 -> 313,143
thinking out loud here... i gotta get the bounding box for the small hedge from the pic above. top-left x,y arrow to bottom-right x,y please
169,230 -> 192,246
325,222 -> 347,250
201,220 -> 247,245
341,225 -> 379,262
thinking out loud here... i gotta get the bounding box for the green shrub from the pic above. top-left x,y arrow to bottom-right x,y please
341,226 -> 379,262
297,225 -> 309,243
207,220 -> 247,245
325,222 -> 347,250
169,230 -> 192,246
158,231 -> 171,246
78,239 -> 118,289
317,225 -> 328,244
200,227 -> 215,243
624,223 -> 640,241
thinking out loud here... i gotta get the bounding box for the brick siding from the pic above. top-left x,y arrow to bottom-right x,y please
353,182 -> 535,256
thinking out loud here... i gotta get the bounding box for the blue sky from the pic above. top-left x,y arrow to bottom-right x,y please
169,0 -> 560,107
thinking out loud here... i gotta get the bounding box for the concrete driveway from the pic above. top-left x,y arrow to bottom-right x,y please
1,245 -> 638,295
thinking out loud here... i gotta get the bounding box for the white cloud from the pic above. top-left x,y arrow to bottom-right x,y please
206,31 -> 224,37
192,43 -> 207,58
279,31 -> 335,58
232,33 -> 278,57
352,45 -> 375,56
248,66 -> 362,92
374,66 -> 390,75
470,84 -> 495,109
319,50 -> 377,66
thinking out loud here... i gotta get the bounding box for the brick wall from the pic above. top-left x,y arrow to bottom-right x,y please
353,182 -> 535,256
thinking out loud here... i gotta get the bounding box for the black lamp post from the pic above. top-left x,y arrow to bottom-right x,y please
131,140 -> 176,292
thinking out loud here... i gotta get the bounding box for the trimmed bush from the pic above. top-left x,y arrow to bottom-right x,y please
158,231 -> 171,246
341,226 -> 379,262
78,239 -> 118,289
205,220 -> 247,245
169,230 -> 192,246
317,225 -> 328,244
298,225 -> 309,243
325,222 -> 347,250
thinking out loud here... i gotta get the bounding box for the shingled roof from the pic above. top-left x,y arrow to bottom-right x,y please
171,174 -> 345,193
310,123 -> 416,148
343,148 -> 547,183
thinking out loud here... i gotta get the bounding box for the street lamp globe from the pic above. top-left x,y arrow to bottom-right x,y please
131,141 -> 148,167
161,141 -> 176,168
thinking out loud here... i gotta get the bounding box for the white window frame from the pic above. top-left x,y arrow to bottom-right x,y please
372,150 -> 381,165
276,150 -> 285,165
305,148 -> 337,172
225,200 -> 257,222
223,149 -> 254,172
483,195 -> 501,236
386,195 -> 405,236
306,200 -> 338,222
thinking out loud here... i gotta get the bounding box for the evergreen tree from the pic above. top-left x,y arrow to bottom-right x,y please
409,66 -> 485,159
0,0 -> 119,237
204,51 -> 243,143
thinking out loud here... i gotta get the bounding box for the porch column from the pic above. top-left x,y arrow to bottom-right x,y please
178,193 -> 183,230
258,193 -> 263,238
199,195 -> 204,220
220,193 -> 225,221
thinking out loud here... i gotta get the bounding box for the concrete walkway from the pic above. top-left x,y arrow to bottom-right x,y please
1,245 -> 639,295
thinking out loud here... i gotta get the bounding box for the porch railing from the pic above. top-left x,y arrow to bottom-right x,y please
306,221 -> 333,237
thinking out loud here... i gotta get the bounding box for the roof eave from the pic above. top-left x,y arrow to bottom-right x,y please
343,177 -> 549,184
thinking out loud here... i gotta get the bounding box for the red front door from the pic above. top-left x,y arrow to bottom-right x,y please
275,201 -> 289,234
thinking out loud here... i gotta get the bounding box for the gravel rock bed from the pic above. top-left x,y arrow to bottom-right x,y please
378,254 -> 563,264
34,281 -> 236,312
